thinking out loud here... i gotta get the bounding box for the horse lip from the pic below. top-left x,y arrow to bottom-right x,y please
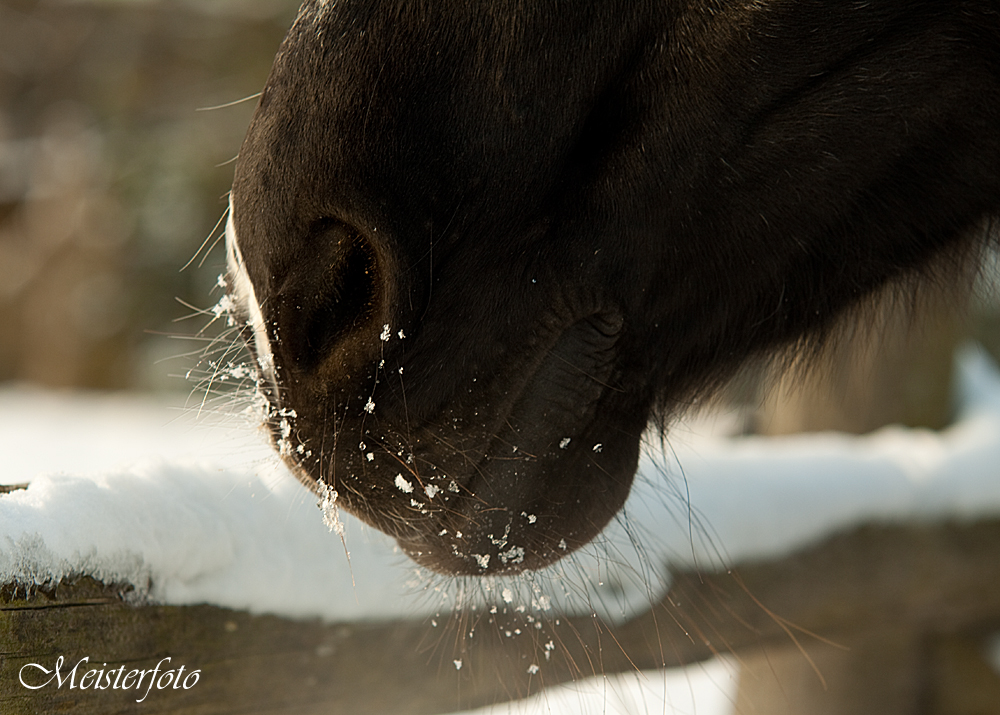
393,498 -> 566,575
473,309 -> 623,475
413,310 -> 625,574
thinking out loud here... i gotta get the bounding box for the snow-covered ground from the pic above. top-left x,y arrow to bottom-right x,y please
3,345 -> 1000,714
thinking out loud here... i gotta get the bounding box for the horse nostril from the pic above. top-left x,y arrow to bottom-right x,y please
278,220 -> 386,373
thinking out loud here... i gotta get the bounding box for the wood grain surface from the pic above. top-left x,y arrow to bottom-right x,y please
4,519 -> 1000,714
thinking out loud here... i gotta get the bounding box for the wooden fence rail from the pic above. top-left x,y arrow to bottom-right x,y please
3,518 -> 1000,714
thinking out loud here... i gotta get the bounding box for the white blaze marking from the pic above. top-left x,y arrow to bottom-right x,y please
225,198 -> 275,379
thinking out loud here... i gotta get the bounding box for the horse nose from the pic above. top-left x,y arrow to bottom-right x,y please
274,219 -> 391,376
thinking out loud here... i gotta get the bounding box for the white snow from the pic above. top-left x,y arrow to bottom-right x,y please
450,658 -> 740,715
3,345 -> 1000,714
0,390 -> 422,621
644,343 -> 1000,566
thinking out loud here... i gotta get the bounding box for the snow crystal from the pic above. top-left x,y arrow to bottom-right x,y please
559,437 -> 571,449
276,418 -> 293,457
319,483 -> 345,538
527,664 -> 539,675
228,364 -> 252,380
363,398 -> 375,414
211,294 -> 235,320
394,474 -> 414,493
500,546 -> 525,565
256,351 -> 274,373
489,524 -> 511,548
379,324 -> 391,342
424,484 -> 440,499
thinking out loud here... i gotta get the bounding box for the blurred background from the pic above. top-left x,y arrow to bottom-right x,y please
0,0 -> 298,393
1,0 -> 998,417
